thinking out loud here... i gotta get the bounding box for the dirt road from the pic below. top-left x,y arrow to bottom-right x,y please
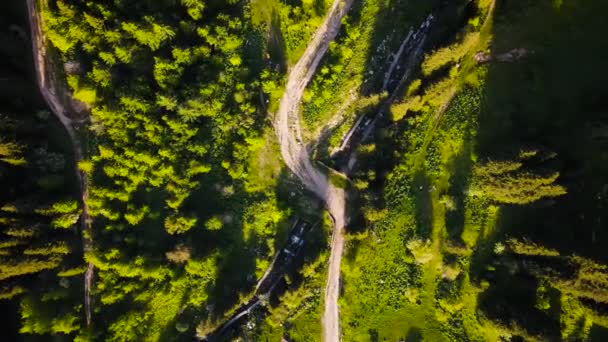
273,0 -> 354,340
26,0 -> 94,327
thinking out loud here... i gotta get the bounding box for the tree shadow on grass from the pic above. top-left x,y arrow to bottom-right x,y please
404,327 -> 423,342
206,163 -> 328,335
477,269 -> 560,338
313,0 -> 326,16
470,0 -> 608,338
468,205 -> 506,281
445,130 -> 473,246
281,0 -> 302,7
268,11 -> 287,74
472,0 -> 608,271
476,0 -> 608,250
182,183 -> 266,320
342,0 -> 479,236
206,220 -> 257,316
266,215 -> 328,303
589,324 -> 608,341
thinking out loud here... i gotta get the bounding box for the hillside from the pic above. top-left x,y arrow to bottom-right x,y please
0,0 -> 607,341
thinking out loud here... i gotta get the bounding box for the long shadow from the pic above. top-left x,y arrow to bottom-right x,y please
207,226 -> 256,315
472,0 -> 608,338
211,213 -> 328,340
436,86 -> 481,248
358,0 -> 436,95
476,0 -> 608,270
0,1 -> 93,338
312,0 -> 326,16
194,190 -> 270,319
444,133 -> 473,245
268,10 -> 287,73
201,165 -> 328,338
345,0 -> 476,223
281,0 -> 302,7
477,267 -> 560,338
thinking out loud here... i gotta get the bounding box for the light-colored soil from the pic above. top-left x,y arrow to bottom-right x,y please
273,0 -> 354,340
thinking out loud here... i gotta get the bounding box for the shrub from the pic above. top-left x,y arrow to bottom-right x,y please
205,216 -> 223,230
472,156 -> 567,204
406,239 -> 434,264
422,32 -> 479,76
164,214 -> 197,235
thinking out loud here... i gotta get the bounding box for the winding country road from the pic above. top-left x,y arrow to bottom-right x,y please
273,0 -> 354,340
26,0 -> 94,327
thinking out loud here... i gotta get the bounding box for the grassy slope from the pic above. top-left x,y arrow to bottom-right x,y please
191,0 -> 608,340
300,0 -> 432,141
340,0 -> 608,341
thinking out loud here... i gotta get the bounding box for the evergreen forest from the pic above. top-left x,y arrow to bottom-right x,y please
1,0 -> 607,341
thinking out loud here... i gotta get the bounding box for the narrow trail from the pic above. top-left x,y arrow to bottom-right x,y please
273,0 -> 354,341
26,0 -> 94,327
337,15 -> 433,174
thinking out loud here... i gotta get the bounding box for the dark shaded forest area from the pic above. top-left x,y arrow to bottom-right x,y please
0,0 -> 83,339
1,0 -> 608,341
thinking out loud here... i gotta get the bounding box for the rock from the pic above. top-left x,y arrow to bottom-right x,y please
475,48 -> 530,64
64,61 -> 83,75
474,51 -> 492,64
